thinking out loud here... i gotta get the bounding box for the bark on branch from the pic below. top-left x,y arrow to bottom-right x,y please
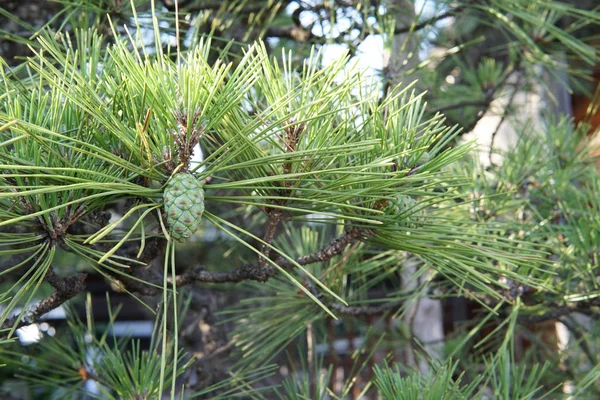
278,227 -> 363,267
173,227 -> 364,286
394,6 -> 465,35
1,268 -> 87,333
331,300 -> 403,316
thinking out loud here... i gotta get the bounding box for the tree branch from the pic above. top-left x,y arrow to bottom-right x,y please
173,227 -> 365,286
259,121 -> 306,266
489,74 -> 523,163
259,208 -> 282,268
173,263 -> 274,285
266,26 -> 313,42
517,299 -> 600,323
330,300 -> 403,316
429,99 -> 491,114
279,227 -> 364,267
1,267 -> 87,333
394,6 -> 465,35
443,65 -> 522,135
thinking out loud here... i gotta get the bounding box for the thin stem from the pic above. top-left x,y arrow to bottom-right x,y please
394,6 -> 465,35
330,300 -> 403,316
559,316 -> 597,367
429,99 -> 491,114
489,74 -> 523,164
280,227 -> 363,267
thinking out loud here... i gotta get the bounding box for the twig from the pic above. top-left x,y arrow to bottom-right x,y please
489,74 -> 523,164
196,340 -> 235,362
444,65 -> 522,137
394,6 -> 465,35
518,304 -> 593,323
259,120 -> 305,266
173,227 -> 365,286
258,208 -> 282,267
559,316 -> 597,367
1,268 -> 87,333
406,297 -> 422,345
307,323 -> 315,398
330,300 -> 403,316
173,263 -> 275,285
429,99 -> 491,114
281,227 -> 363,267
326,317 -> 338,392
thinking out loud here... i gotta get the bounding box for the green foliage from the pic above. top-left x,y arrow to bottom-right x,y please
373,361 -> 481,400
1,0 -> 600,398
0,296 -> 274,399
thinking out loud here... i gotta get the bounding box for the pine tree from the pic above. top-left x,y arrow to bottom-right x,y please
1,1 -> 599,398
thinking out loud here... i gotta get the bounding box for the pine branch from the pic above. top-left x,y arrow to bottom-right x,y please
258,208 -> 282,268
279,227 -> 364,267
330,300 -> 403,316
1,267 -> 87,333
173,263 -> 274,285
517,299 -> 600,323
173,227 -> 365,286
437,61 -> 523,137
489,74 -> 523,163
393,6 -> 466,35
259,121 -> 305,267
429,99 -> 491,114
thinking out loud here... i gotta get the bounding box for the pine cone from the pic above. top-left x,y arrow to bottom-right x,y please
163,172 -> 205,242
386,194 -> 426,229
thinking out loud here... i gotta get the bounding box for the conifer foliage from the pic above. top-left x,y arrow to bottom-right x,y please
0,0 -> 599,398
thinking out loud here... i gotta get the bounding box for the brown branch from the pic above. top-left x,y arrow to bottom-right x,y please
394,6 -> 465,35
280,227 -> 364,267
517,300 -> 600,323
330,300 -> 403,316
266,26 -> 313,42
173,227 -> 365,286
259,120 -> 305,267
259,208 -> 282,268
1,267 -> 87,333
489,74 -> 523,164
173,263 -> 274,285
429,99 -> 491,114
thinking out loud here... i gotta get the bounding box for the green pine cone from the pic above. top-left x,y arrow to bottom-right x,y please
163,172 -> 205,242
385,194 -> 426,229
417,151 -> 430,165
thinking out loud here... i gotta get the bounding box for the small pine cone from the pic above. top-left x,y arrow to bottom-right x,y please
163,172 -> 205,242
417,151 -> 430,165
385,194 -> 426,229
